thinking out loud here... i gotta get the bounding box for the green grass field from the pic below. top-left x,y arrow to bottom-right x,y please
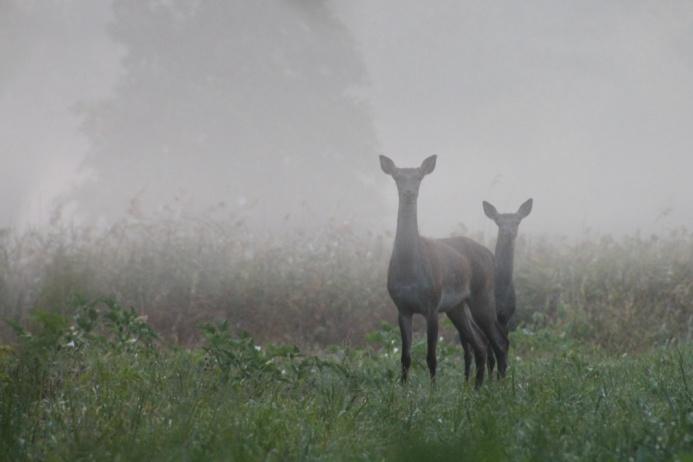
1,301 -> 692,461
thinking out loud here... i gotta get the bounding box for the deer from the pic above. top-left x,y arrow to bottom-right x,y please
380,154 -> 509,387
482,198 -> 533,333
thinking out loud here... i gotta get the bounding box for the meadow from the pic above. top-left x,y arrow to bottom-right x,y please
0,218 -> 692,461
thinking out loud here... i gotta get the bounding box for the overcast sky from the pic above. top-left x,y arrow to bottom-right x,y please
337,0 -> 693,236
1,0 -> 692,237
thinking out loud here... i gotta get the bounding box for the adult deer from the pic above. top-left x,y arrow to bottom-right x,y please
380,155 -> 508,387
482,199 -> 533,332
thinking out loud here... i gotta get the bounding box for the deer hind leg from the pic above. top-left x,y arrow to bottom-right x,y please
447,305 -> 487,388
398,312 -> 413,383
486,337 -> 496,376
426,314 -> 439,382
493,320 -> 510,378
462,341 -> 472,382
471,292 -> 509,379
484,320 -> 509,379
462,338 -> 488,382
463,335 -> 489,385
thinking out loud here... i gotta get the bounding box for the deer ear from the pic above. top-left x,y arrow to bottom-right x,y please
419,155 -> 437,175
379,155 -> 396,175
517,198 -> 533,218
482,201 -> 499,220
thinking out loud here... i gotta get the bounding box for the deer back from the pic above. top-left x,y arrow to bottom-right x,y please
440,236 -> 496,297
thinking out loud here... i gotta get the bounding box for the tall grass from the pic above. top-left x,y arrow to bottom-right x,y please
0,219 -> 691,350
514,229 -> 693,350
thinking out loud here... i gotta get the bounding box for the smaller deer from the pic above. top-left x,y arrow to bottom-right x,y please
482,199 -> 533,332
381,155 -> 508,387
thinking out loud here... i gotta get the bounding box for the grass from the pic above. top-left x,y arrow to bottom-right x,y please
1,220 -> 691,351
0,221 -> 691,460
1,302 -> 691,461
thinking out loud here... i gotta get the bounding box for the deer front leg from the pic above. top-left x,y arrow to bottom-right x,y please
426,314 -> 439,383
398,312 -> 413,383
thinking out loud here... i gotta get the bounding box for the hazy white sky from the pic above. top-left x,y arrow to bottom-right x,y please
336,0 -> 693,236
2,0 -> 692,236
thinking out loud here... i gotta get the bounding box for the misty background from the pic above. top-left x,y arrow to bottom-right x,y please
2,0 -> 693,237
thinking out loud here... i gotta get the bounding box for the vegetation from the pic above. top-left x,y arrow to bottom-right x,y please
0,221 -> 691,460
0,219 -> 690,349
0,300 -> 691,461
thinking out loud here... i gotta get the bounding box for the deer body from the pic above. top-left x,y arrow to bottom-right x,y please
389,238 -> 472,312
381,155 -> 508,387
483,199 -> 533,331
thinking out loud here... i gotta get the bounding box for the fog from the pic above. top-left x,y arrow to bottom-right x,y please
2,0 -> 693,237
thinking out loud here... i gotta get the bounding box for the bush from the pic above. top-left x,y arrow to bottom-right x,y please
514,229 -> 693,350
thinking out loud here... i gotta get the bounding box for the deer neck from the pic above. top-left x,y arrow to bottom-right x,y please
391,199 -> 424,278
494,232 -> 516,288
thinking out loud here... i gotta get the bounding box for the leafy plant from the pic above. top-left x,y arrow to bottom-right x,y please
200,320 -> 297,383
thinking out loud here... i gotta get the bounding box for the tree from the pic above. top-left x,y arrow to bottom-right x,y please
77,0 -> 382,229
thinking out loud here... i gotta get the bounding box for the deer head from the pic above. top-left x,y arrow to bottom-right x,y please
380,155 -> 437,204
482,198 -> 533,239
